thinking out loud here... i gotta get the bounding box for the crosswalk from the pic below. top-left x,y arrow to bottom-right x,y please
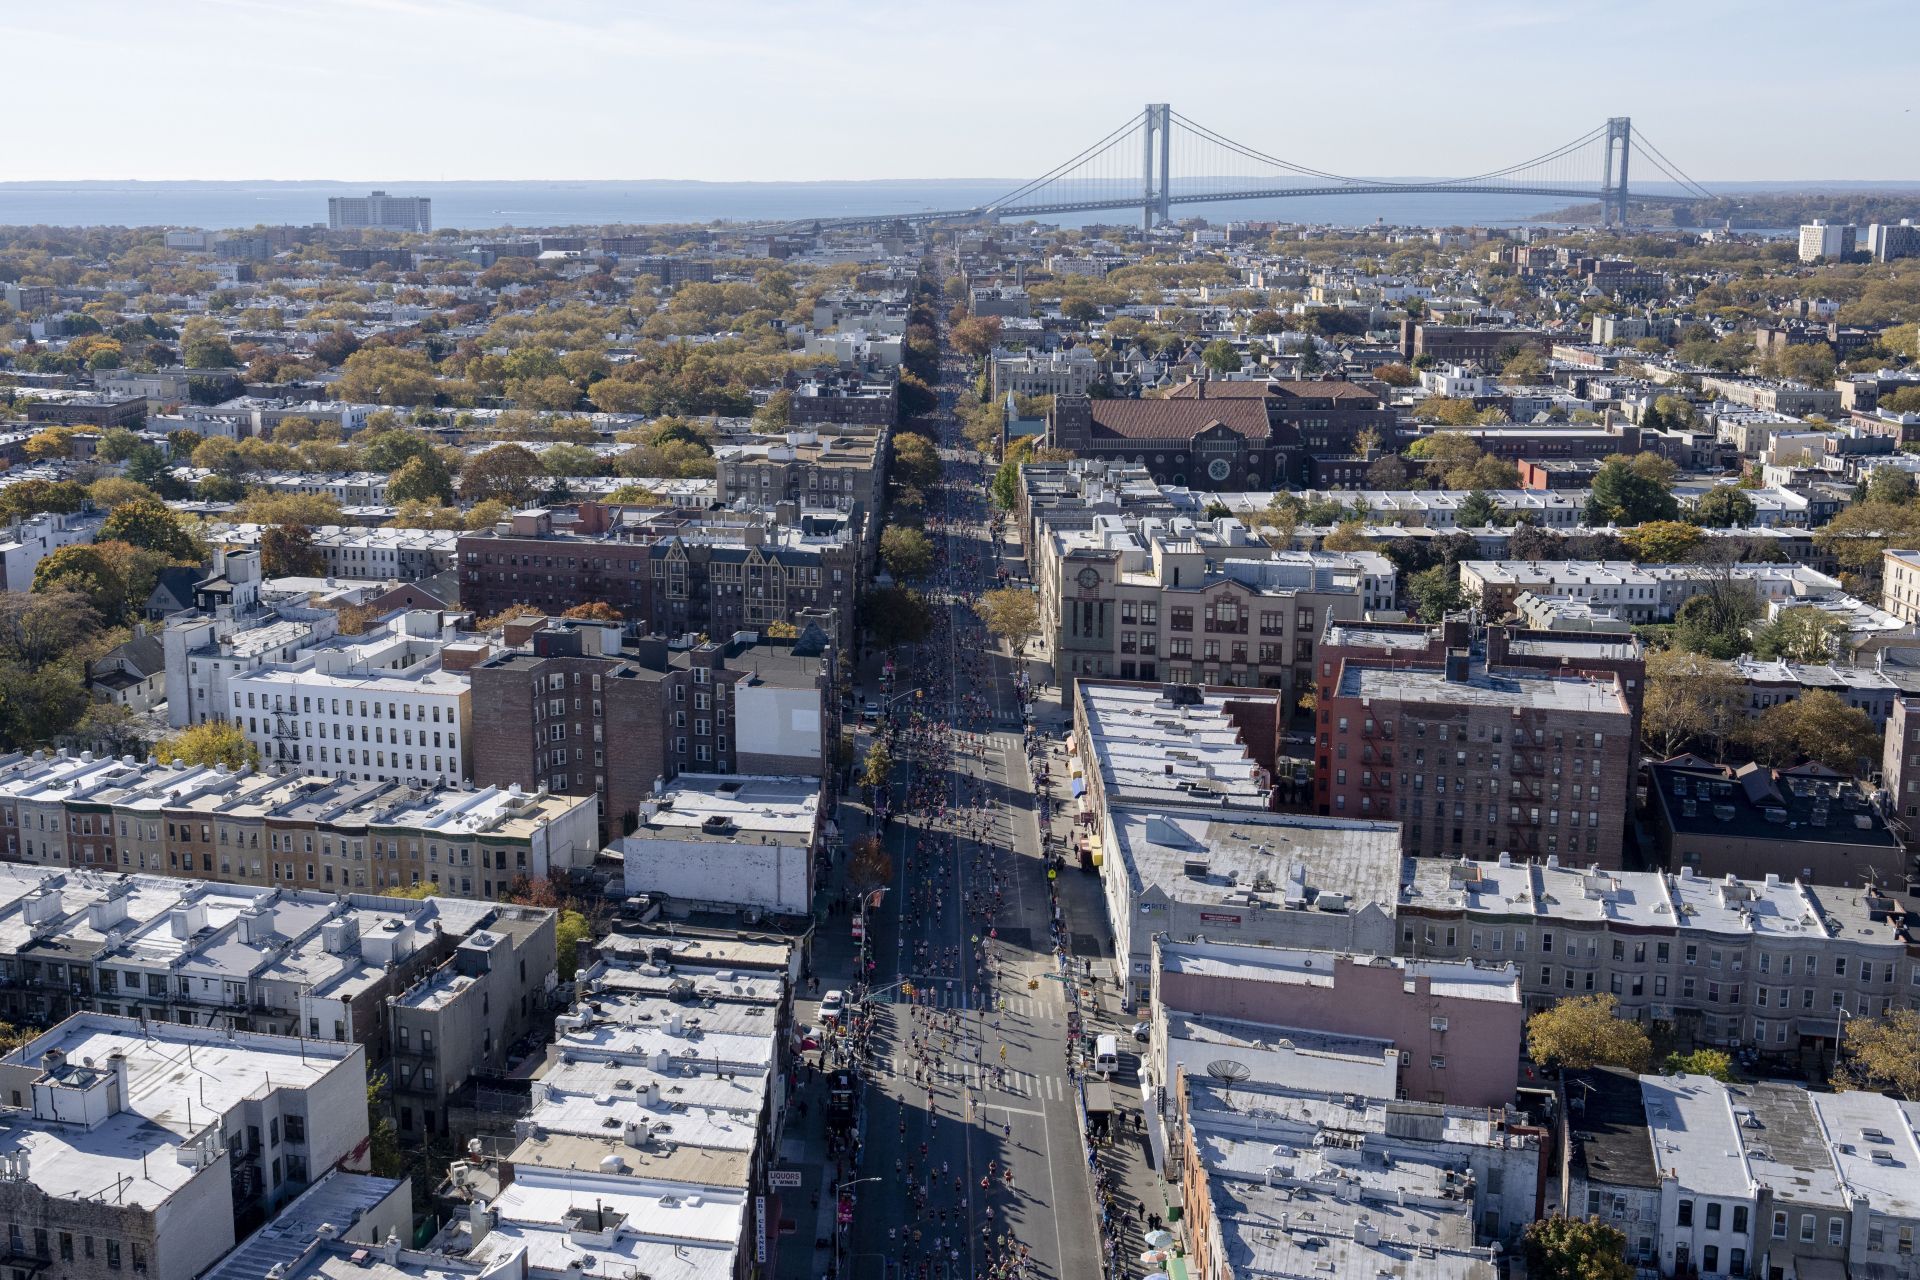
892,987 -> 1062,1020
885,1057 -> 1074,1102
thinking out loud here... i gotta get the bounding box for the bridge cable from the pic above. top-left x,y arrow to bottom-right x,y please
1169,113 -> 1380,186
984,114 -> 1147,213
1627,132 -> 1716,202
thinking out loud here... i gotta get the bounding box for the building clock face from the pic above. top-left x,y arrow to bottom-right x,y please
1208,458 -> 1232,482
1077,567 -> 1100,589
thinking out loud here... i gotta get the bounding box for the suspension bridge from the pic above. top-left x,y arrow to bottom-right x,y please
785,104 -> 1714,231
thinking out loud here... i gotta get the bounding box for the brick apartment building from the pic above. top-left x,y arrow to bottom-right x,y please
26,394 -> 147,429
455,504 -> 857,650
1314,620 -> 1636,865
1046,377 -> 1396,489
469,619 -> 834,840
787,372 -> 898,426
1398,321 -> 1548,365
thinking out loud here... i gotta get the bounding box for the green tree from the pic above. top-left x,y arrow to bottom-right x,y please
1691,486 -> 1756,528
1743,688 -> 1878,772
0,478 -> 88,520
260,523 -> 326,577
365,1071 -> 403,1178
860,741 -> 894,791
949,317 -> 1002,359
1408,564 -> 1467,620
555,908 -> 593,981
1526,994 -> 1652,1072
152,720 -> 259,770
980,587 -> 1040,659
32,546 -> 130,622
336,347 -> 441,405
387,452 -> 457,505
1665,1049 -> 1734,1081
1323,520 -> 1379,552
1586,456 -> 1679,525
1866,467 -> 1917,506
859,586 -> 932,647
1672,592 -> 1757,660
1201,340 -> 1240,376
460,444 -> 545,503
1521,1217 -> 1632,1280
1621,521 -> 1703,563
1640,649 -> 1745,760
879,525 -> 934,580
1751,606 -> 1847,662
1832,1007 -> 1920,1097
1455,490 -> 1501,528
98,498 -> 200,561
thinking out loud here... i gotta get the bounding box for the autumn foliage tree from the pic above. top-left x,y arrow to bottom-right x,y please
1526,995 -> 1652,1072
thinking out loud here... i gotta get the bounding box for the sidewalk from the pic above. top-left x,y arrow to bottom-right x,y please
774,795 -> 875,1280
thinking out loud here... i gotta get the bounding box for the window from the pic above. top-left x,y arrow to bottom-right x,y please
1732,1206 -> 1748,1235
1830,1218 -> 1845,1247
1706,1203 -> 1721,1231
1801,1214 -> 1815,1244
1678,1200 -> 1694,1227
1772,1212 -> 1787,1240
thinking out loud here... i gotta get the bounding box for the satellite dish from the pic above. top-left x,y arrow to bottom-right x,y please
1208,1058 -> 1251,1085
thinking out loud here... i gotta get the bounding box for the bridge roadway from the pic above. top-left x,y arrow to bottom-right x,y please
772,181 -> 1693,231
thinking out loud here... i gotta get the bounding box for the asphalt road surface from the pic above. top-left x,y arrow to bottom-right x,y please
838,320 -> 1101,1280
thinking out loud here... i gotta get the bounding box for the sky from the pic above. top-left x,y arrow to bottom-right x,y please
4,0 -> 1915,183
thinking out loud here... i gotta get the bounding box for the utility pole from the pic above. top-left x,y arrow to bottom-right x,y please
1601,117 -> 1632,228
1141,104 -> 1171,232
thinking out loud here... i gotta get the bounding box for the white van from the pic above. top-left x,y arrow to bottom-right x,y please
1093,1033 -> 1119,1077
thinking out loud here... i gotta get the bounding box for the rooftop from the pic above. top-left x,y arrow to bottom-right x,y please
1338,663 -> 1630,715
1109,806 -> 1402,916
627,774 -> 820,844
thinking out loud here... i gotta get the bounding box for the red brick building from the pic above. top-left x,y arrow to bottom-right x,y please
1313,620 -> 1636,866
1045,378 -> 1395,489
468,620 -> 835,841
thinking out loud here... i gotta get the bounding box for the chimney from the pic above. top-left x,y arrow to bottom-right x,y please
1444,648 -> 1471,683
470,1201 -> 494,1246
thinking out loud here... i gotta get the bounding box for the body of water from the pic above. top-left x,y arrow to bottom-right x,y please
0,179 -> 1594,231
0,178 -> 1908,233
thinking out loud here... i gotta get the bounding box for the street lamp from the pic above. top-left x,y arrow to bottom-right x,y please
834,1177 -> 884,1278
1833,1005 -> 1852,1080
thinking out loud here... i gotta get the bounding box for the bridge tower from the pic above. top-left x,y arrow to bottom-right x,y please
1601,117 -> 1632,228
1141,103 -> 1172,231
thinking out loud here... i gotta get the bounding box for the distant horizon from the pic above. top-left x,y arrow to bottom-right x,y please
2,176 -> 1916,235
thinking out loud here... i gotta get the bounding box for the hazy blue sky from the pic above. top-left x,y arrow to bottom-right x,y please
7,0 -> 1914,182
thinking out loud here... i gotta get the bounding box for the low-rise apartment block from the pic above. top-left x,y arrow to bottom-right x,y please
1399,854 -> 1914,1054
0,1012 -> 367,1280
225,613 -> 476,786
470,620 -> 833,841
456,504 -> 857,650
1151,937 -> 1523,1109
0,751 -> 597,898
1458,560 -> 1847,625
616,773 -> 821,917
712,426 -> 885,521
1174,1070 -> 1541,1277
1645,756 -> 1908,887
1074,681 -> 1403,1005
